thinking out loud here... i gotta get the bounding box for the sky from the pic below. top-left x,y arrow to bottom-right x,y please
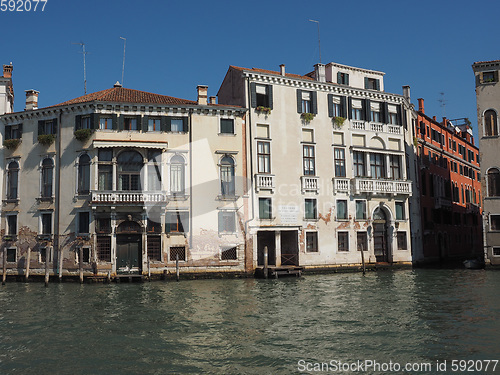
1,0 -> 499,141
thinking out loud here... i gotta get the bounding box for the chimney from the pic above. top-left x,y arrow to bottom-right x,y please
314,63 -> 326,83
3,64 -> 13,79
25,89 -> 39,111
279,64 -> 285,76
433,116 -> 436,121
417,98 -> 424,114
209,96 -> 217,105
402,85 -> 410,101
114,81 -> 122,88
197,85 -> 208,105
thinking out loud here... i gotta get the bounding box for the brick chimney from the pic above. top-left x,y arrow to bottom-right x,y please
197,85 -> 208,105
417,98 -> 424,114
3,64 -> 13,78
279,64 -> 285,76
209,96 -> 217,104
314,63 -> 326,83
25,89 -> 39,111
402,85 -> 410,101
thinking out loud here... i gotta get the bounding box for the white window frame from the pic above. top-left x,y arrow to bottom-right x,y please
305,230 -> 319,253
492,247 -> 500,257
395,201 -> 406,221
40,156 -> 55,199
355,199 -> 367,221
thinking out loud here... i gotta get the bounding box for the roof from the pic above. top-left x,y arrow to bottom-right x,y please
472,60 -> 500,66
229,65 -> 315,81
52,86 -> 197,107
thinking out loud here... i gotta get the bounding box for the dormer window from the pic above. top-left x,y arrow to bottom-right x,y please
337,72 -> 349,85
365,77 -> 380,90
250,83 -> 273,109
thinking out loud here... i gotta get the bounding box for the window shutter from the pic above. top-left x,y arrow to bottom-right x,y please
311,91 -> 318,114
52,118 -> 58,135
381,102 -> 389,124
340,96 -> 347,118
75,115 -> 82,130
181,212 -> 189,233
19,123 -> 23,136
5,126 -> 11,140
92,113 -> 99,130
375,79 -> 380,91
476,74 -> 481,86
182,117 -> 188,133
296,89 -> 302,113
118,116 -> 124,131
163,117 -> 172,132
136,115 -> 142,130
345,73 -> 349,86
250,82 -> 257,108
112,114 -> 118,130
266,85 -> 273,109
218,211 -> 223,232
337,72 -> 342,84
347,97 -> 352,120
165,213 -> 171,233
397,105 -> 402,125
38,120 -> 44,136
364,77 -> 369,89
401,105 -> 407,129
364,99 -> 371,122
495,71 -> 499,82
142,115 -> 149,132
327,94 -> 334,117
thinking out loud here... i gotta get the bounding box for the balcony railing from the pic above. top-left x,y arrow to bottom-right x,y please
352,178 -> 412,196
91,191 -> 167,203
466,202 -> 480,213
255,174 -> 275,192
349,120 -> 403,135
333,178 -> 350,193
301,176 -> 319,193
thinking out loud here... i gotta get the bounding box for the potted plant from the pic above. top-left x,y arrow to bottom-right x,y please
256,106 -> 271,115
333,116 -> 345,128
301,112 -> 315,122
3,139 -> 21,150
74,128 -> 92,142
37,134 -> 55,146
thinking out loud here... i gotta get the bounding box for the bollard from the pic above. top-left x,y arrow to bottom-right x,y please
25,247 -> 31,282
263,246 -> 268,279
176,254 -> 179,282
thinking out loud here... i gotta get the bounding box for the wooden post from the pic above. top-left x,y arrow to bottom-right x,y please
147,257 -> 151,281
107,270 -> 111,283
58,248 -> 63,282
44,250 -> 49,287
25,247 -> 31,282
263,246 -> 268,279
79,247 -> 83,284
360,244 -> 366,276
2,248 -> 6,285
176,253 -> 179,281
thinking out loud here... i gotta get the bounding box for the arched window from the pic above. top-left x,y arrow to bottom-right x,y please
41,158 -> 53,198
78,154 -> 91,194
170,155 -> 185,195
117,150 -> 143,191
7,161 -> 19,200
484,109 -> 498,136
220,156 -> 235,196
487,169 -> 500,197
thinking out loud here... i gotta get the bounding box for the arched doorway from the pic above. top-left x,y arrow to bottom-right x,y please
373,207 -> 389,262
116,220 -> 142,274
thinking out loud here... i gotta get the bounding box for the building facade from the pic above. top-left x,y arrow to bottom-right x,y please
472,60 -> 500,266
413,98 -> 482,264
0,83 -> 250,279
218,62 -> 414,270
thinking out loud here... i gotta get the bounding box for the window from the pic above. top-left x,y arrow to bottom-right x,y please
397,232 -> 408,250
5,124 -> 22,140
41,213 -> 52,235
169,155 -> 184,195
221,246 -> 238,260
297,90 -> 317,114
334,148 -> 346,177
97,236 -> 111,262
77,212 -> 90,234
337,72 -> 349,85
41,158 -> 53,198
365,77 -> 380,90
148,118 -> 161,132
220,119 -> 234,134
166,211 -> 189,233
370,153 -> 386,179
338,232 -> 349,252
488,169 -> 500,197
77,154 -> 91,195
370,102 -> 381,122
357,232 -> 368,252
6,248 -> 16,263
259,198 -> 272,220
337,200 -> 347,220
218,211 -> 236,233
6,161 -> 19,200
351,99 -> 363,120
38,118 -> 57,136
7,215 -> 17,236
147,150 -> 162,191
490,215 -> 500,231
220,156 -> 235,196
485,110 -> 498,136
301,91 -> 311,113
147,236 -> 161,261
117,151 -> 143,191
306,232 -> 318,252
355,200 -> 366,220
353,151 -> 366,177
81,116 -> 91,129
388,105 -> 398,125
251,83 -> 273,108
305,199 -> 317,220
493,248 -> 500,256
481,71 -> 498,83
76,247 -> 91,264
99,116 -> 113,130
390,155 -> 402,179
257,141 -> 271,173
98,150 -> 113,191
123,117 -> 138,131
303,145 -> 315,176
330,95 -> 343,117
96,218 -> 111,234
170,246 -> 186,261
395,202 -> 405,220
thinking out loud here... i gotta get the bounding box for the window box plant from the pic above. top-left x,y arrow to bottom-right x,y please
74,128 -> 93,142
301,112 -> 315,122
3,139 -> 21,150
38,134 -> 55,146
256,106 -> 271,115
333,116 -> 346,128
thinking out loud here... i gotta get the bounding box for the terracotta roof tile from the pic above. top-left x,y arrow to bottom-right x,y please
473,59 -> 500,65
229,65 -> 315,81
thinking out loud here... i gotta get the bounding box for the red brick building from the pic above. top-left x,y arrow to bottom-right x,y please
414,98 -> 482,264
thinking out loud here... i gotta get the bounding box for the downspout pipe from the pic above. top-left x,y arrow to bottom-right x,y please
243,76 -> 255,239
55,109 -> 63,279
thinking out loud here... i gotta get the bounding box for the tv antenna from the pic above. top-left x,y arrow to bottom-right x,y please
72,42 -> 89,95
309,19 -> 322,64
120,37 -> 126,86
438,92 -> 447,118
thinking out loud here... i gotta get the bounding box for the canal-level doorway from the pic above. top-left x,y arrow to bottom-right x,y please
257,230 -> 299,267
116,221 -> 142,274
373,207 -> 391,263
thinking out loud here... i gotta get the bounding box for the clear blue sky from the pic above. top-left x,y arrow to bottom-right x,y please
2,0 -> 498,141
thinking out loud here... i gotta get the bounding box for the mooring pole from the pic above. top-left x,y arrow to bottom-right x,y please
79,247 -> 83,284
58,248 -> 63,283
2,248 -> 6,285
44,251 -> 49,287
263,246 -> 268,279
360,244 -> 366,276
25,247 -> 31,282
107,270 -> 111,283
176,254 -> 180,281
147,257 -> 151,281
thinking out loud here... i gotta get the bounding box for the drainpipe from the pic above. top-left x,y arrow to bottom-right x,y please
55,108 -> 62,279
189,109 -> 193,248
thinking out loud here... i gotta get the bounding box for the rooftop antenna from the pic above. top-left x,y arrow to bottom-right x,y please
438,92 -> 447,118
72,42 -> 88,95
309,19 -> 322,64
120,37 -> 126,87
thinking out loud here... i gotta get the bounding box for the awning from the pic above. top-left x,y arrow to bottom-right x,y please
93,140 -> 168,149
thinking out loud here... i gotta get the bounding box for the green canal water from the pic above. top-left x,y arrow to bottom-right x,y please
0,269 -> 499,374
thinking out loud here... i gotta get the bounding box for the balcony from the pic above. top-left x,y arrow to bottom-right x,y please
301,176 -> 319,194
255,174 -> 275,192
352,178 -> 412,196
466,202 -> 480,213
333,178 -> 350,193
349,121 -> 402,135
91,191 -> 167,204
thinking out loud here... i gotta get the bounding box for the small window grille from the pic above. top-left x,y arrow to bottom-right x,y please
147,235 -> 162,261
97,236 -> 111,262
221,246 -> 237,260
170,246 -> 186,261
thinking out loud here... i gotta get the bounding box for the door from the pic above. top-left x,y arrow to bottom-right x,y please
117,234 -> 142,274
281,230 -> 299,266
257,231 -> 276,266
373,222 -> 388,262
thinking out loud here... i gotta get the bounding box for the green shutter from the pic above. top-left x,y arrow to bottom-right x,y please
112,114 -> 118,130
347,97 -> 352,120
296,89 -> 302,113
182,117 -> 188,133
337,72 -> 342,84
397,105 -> 402,125
5,126 -> 11,140
164,117 -> 172,132
364,99 -> 371,122
381,102 -> 389,124
52,118 -> 58,135
117,115 -> 124,131
165,213 -> 172,233
181,212 -> 189,233
91,113 -> 99,130
345,73 -> 349,86
311,91 -> 318,114
136,115 -> 142,130
250,82 -> 257,108
18,123 -> 23,137
375,79 -> 380,91
266,85 -> 273,109
340,96 -> 347,118
75,115 -> 82,130
401,105 -> 407,128
364,77 -> 369,89
142,115 -> 149,132
327,94 -> 334,117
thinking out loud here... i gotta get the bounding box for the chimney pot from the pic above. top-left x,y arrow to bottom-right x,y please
209,96 -> 217,105
197,85 -> 208,105
402,85 -> 410,101
279,64 -> 285,76
3,64 -> 13,79
25,89 -> 39,111
114,81 -> 122,88
417,98 -> 424,114
314,63 -> 326,83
